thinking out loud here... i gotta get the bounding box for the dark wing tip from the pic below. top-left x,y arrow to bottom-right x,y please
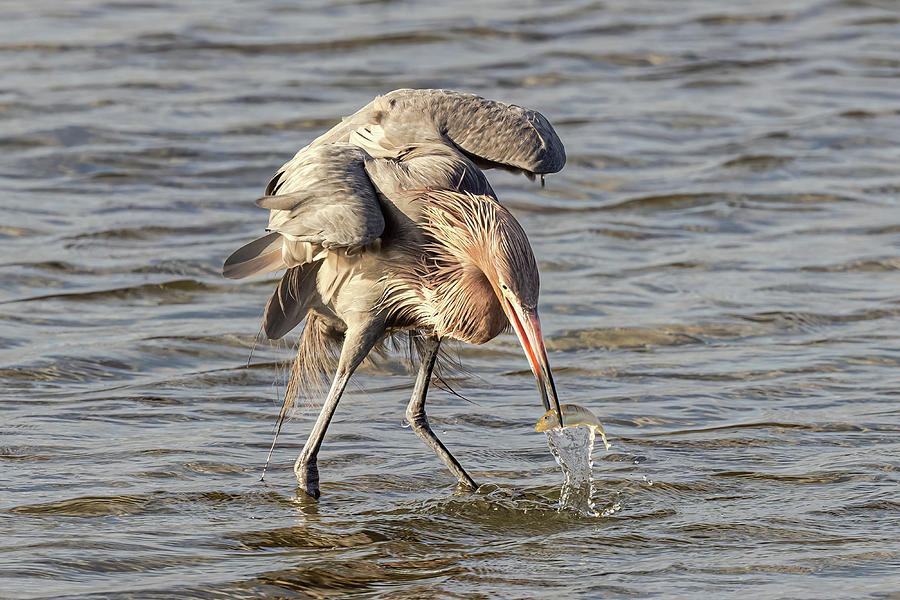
525,110 -> 566,174
385,89 -> 566,175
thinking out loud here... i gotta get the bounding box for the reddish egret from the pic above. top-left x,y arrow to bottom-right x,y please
224,89 -> 566,498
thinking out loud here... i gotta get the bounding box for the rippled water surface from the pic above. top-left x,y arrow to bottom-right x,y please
2,1 -> 899,598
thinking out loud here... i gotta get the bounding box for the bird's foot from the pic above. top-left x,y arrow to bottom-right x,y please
455,471 -> 479,491
295,458 -> 321,499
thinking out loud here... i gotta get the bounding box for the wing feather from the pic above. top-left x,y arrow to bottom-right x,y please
262,145 -> 385,249
336,89 -> 565,175
222,232 -> 285,279
223,89 -> 564,282
263,263 -> 321,339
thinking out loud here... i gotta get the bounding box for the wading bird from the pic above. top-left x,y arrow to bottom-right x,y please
224,89 -> 565,498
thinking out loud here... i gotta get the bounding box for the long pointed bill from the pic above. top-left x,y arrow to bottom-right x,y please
504,297 -> 563,428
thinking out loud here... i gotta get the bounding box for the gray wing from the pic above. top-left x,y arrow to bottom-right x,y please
412,89 -> 566,175
223,144 -> 384,279
308,88 -> 566,176
360,139 -> 494,198
222,231 -> 284,279
261,145 -> 385,248
263,262 -> 321,339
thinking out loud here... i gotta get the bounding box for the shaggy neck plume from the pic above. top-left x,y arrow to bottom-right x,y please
385,191 -> 523,344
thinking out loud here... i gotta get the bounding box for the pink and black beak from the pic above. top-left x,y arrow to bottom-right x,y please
502,295 -> 564,427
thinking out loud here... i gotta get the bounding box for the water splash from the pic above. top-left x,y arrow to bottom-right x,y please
545,425 -> 610,517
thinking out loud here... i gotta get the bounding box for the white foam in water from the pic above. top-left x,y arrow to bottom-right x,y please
545,425 -> 603,517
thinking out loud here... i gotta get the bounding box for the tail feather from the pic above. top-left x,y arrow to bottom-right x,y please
223,232 -> 285,279
263,263 -> 321,339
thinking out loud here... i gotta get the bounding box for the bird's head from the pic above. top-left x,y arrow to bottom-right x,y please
489,236 -> 563,429
423,191 -> 563,425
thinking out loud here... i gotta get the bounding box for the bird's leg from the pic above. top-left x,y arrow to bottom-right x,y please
293,371 -> 349,499
294,326 -> 379,499
406,336 -> 478,490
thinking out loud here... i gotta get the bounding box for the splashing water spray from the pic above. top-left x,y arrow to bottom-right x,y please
535,404 -> 610,517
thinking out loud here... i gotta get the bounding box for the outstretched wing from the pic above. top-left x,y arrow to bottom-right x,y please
309,88 -> 566,177
402,88 -> 566,175
223,144 -> 385,279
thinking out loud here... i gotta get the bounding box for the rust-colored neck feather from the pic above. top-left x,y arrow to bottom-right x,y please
384,191 -> 538,344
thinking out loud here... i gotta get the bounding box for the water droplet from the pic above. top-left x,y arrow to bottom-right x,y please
400,419 -> 410,428
546,426 -> 597,515
601,502 -> 621,517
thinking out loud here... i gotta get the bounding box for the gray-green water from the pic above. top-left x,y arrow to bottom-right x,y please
1,1 -> 899,598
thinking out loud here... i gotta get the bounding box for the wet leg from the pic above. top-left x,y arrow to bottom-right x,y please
294,325 -> 379,499
406,336 -> 477,490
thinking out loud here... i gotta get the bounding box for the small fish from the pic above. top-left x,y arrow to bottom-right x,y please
535,403 -> 611,450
